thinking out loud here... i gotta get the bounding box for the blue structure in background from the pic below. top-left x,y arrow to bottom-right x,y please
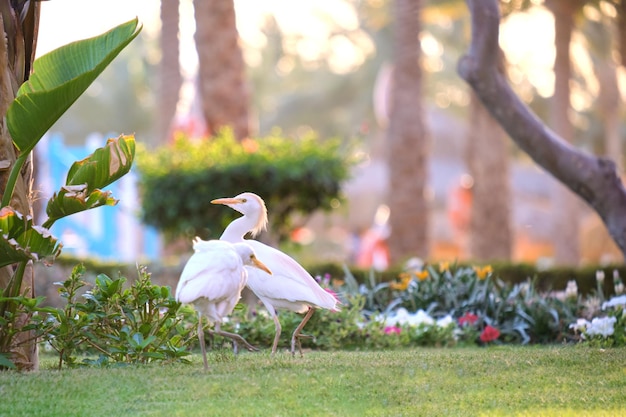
38,133 -> 160,261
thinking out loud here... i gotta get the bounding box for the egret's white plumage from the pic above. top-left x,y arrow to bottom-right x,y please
211,192 -> 340,356
176,239 -> 271,370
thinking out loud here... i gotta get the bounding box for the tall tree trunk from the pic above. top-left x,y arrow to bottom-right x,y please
0,0 -> 40,371
547,0 -> 582,265
466,87 -> 512,262
599,66 -> 622,172
386,0 -> 431,264
158,0 -> 182,144
618,0 -> 626,68
192,0 -> 249,141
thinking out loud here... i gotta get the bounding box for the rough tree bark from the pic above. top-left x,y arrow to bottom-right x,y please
193,0 -> 249,141
458,0 -> 626,259
386,0 -> 431,264
0,0 -> 41,371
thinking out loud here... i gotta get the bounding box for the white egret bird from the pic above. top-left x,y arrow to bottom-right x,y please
175,239 -> 272,370
210,192 -> 340,356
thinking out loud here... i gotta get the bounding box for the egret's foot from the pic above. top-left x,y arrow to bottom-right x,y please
211,329 -> 259,352
290,333 -> 314,357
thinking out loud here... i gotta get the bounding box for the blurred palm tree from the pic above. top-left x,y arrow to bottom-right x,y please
583,4 -> 623,172
386,0 -> 431,263
158,0 -> 182,144
546,0 -> 585,265
466,79 -> 513,261
193,0 -> 249,140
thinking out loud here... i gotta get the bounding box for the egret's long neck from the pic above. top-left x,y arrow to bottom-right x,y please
220,212 -> 257,242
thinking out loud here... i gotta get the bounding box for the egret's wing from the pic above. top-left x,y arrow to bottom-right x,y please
175,248 -> 244,305
244,240 -> 340,310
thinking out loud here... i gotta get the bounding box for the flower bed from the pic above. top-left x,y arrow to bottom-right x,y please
223,261 -> 626,350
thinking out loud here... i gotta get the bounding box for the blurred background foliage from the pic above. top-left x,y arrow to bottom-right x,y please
38,0 -> 626,267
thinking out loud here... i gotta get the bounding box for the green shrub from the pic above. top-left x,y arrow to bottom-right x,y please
136,129 -> 353,241
33,264 -> 194,368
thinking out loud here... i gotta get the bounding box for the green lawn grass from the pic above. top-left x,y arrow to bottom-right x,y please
1,346 -> 624,417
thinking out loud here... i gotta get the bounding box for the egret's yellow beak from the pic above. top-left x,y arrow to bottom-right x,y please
211,197 -> 243,205
251,256 -> 272,275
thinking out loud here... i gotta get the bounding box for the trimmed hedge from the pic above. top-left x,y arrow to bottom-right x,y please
135,129 -> 353,242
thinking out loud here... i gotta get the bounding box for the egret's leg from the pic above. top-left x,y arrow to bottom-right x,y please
270,313 -> 282,357
258,299 -> 281,356
212,323 -> 259,352
290,308 -> 315,357
197,316 -> 209,371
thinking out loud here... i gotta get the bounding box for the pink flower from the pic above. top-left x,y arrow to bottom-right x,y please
458,312 -> 479,326
384,326 -> 402,335
480,325 -> 500,343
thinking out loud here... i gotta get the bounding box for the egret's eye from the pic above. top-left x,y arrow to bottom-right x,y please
242,198 -> 247,203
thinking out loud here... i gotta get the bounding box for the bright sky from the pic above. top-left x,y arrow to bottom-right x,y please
37,0 -> 370,76
38,1 -> 590,104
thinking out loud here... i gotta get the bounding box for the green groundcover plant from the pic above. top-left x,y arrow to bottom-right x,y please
26,264 -> 195,369
6,259 -> 625,370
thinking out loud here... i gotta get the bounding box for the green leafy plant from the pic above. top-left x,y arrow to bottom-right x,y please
136,129 -> 353,242
35,264 -> 194,369
1,19 -> 141,370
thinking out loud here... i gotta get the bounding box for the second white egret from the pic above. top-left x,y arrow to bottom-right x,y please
175,239 -> 271,370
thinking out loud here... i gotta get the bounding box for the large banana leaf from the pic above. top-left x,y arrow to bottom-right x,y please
44,135 -> 136,226
0,207 -> 62,268
6,19 -> 142,154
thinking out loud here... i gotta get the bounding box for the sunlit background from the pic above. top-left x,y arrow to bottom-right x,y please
33,0 -> 626,267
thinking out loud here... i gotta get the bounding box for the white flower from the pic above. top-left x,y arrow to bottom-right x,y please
615,282 -> 625,295
565,280 -> 578,299
383,308 -> 436,327
602,295 -> 626,310
569,318 -> 589,333
409,310 -> 435,327
585,316 -> 617,338
436,315 -> 454,328
403,257 -> 424,274
384,307 -> 410,326
596,270 -> 605,284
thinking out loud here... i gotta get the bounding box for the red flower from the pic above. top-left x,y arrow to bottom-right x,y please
480,325 -> 500,343
384,326 -> 402,335
458,312 -> 479,326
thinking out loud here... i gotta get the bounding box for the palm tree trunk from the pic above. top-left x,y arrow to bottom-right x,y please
466,87 -> 512,262
192,0 -> 249,141
546,0 -> 582,265
618,0 -> 626,68
158,0 -> 182,144
386,0 -> 431,264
